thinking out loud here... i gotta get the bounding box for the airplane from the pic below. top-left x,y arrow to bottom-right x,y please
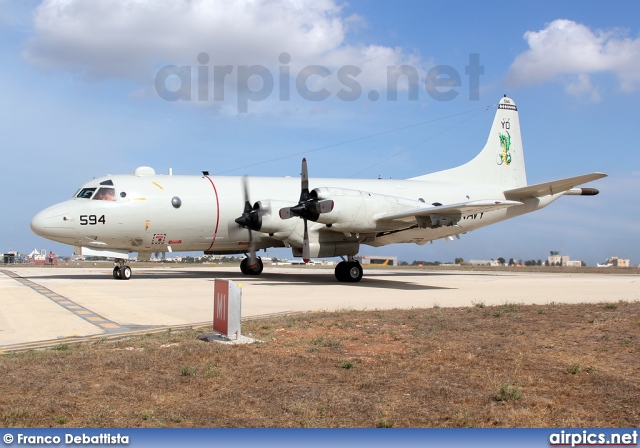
30,96 -> 606,282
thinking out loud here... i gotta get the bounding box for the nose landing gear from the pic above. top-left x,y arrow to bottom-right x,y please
113,259 -> 132,280
240,256 -> 264,275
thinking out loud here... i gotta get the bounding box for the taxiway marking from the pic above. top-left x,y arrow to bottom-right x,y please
1,269 -> 125,333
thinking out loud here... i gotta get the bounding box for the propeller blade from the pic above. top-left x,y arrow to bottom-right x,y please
235,176 -> 263,231
283,159 -> 333,263
279,207 -> 293,219
242,176 -> 250,206
315,199 -> 334,214
240,176 -> 257,268
302,218 -> 310,263
300,158 -> 309,202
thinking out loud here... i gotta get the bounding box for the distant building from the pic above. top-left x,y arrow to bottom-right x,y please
606,256 -> 630,267
548,251 -> 570,266
469,259 -> 501,267
355,255 -> 397,266
28,249 -> 46,261
566,260 -> 582,267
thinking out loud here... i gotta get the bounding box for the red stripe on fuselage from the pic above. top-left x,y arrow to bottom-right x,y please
204,176 -> 220,251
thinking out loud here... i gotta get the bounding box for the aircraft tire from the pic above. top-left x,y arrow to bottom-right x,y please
335,262 -> 347,281
121,265 -> 132,280
335,261 -> 363,282
345,261 -> 363,282
240,257 -> 263,276
113,267 -> 121,280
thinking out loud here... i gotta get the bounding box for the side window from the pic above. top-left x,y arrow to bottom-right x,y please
93,187 -> 116,201
76,188 -> 96,199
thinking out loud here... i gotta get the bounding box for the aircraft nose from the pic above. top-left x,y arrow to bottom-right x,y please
30,210 -> 48,237
30,204 -> 78,243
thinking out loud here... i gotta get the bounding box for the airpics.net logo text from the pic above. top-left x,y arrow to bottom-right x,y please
549,430 -> 638,448
155,53 -> 484,112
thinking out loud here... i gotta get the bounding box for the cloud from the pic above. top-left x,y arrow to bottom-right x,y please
23,0 -> 424,94
506,19 -> 640,100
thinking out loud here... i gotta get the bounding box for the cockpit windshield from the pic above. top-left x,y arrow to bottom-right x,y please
75,180 -> 117,200
76,188 -> 96,199
93,187 -> 116,201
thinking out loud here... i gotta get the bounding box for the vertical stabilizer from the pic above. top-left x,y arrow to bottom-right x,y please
411,96 -> 527,188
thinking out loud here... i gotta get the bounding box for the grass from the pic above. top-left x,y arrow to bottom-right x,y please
1,302 -> 639,427
51,344 -> 69,351
180,366 -> 197,377
494,382 -> 522,402
567,364 -> 580,375
341,360 -> 355,369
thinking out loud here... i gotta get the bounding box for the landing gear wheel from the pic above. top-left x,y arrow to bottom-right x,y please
113,266 -> 121,279
120,265 -> 132,280
335,261 -> 346,281
345,261 -> 363,282
240,257 -> 263,276
335,261 -> 363,282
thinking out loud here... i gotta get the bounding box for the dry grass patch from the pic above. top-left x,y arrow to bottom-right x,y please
1,302 -> 639,427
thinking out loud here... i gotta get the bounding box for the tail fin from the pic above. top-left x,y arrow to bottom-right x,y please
411,96 -> 527,188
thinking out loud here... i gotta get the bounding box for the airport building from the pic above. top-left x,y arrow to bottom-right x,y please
606,256 -> 630,267
355,255 -> 398,266
548,251 -> 570,266
469,260 -> 502,267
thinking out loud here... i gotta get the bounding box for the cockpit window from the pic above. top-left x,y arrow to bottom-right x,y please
76,188 -> 96,199
100,179 -> 114,186
93,187 -> 116,201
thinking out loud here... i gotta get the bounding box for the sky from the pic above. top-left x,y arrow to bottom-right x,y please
1,0 -> 639,266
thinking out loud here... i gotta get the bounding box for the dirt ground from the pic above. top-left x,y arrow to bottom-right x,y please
1,301 -> 639,428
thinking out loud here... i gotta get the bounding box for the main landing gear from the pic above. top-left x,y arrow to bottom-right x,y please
335,258 -> 363,283
238,255 -> 362,282
113,259 -> 132,280
240,256 -> 263,276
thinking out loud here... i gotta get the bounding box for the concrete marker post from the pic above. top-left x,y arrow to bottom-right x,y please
213,279 -> 242,340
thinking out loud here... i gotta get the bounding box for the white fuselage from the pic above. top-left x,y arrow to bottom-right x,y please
30,172 -> 558,258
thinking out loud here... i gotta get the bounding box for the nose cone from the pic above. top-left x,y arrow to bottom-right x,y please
30,203 -> 78,244
30,209 -> 48,237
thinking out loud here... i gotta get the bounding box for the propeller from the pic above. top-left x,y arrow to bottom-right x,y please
279,158 -> 333,263
234,176 -> 260,268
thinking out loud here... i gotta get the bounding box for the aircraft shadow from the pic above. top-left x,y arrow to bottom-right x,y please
244,271 -> 453,291
24,269 -> 454,291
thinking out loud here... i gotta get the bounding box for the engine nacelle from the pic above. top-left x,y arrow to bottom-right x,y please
292,241 -> 360,258
310,187 -> 421,232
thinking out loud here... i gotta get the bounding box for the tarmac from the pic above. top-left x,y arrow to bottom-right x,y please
1,266 -> 638,352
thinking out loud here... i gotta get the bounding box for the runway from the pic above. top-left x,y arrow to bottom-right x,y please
1,266 -> 638,352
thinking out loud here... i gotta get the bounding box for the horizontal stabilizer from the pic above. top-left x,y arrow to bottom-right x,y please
378,199 -> 523,224
503,173 -> 607,200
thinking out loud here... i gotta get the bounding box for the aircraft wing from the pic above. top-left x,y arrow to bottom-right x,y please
504,173 -> 607,200
377,199 -> 523,225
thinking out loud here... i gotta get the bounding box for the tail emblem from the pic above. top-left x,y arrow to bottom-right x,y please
497,131 -> 512,166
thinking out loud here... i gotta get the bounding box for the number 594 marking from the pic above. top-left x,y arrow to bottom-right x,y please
80,215 -> 106,225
